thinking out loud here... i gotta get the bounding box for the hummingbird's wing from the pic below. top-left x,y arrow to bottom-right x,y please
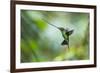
66,30 -> 74,36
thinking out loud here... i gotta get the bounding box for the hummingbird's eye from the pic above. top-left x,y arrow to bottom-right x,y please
60,28 -> 64,30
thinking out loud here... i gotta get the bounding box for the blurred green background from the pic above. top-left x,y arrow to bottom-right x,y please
21,10 -> 89,63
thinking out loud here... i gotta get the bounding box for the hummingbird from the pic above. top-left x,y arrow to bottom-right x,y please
43,19 -> 73,48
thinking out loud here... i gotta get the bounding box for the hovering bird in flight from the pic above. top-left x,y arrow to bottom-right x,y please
43,19 -> 74,49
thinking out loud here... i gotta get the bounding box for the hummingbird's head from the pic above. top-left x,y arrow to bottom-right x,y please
59,27 -> 65,31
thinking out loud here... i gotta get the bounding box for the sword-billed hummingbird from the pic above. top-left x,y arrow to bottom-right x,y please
43,19 -> 73,49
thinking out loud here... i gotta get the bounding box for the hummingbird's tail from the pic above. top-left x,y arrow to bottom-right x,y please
61,40 -> 69,49
61,40 -> 68,45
